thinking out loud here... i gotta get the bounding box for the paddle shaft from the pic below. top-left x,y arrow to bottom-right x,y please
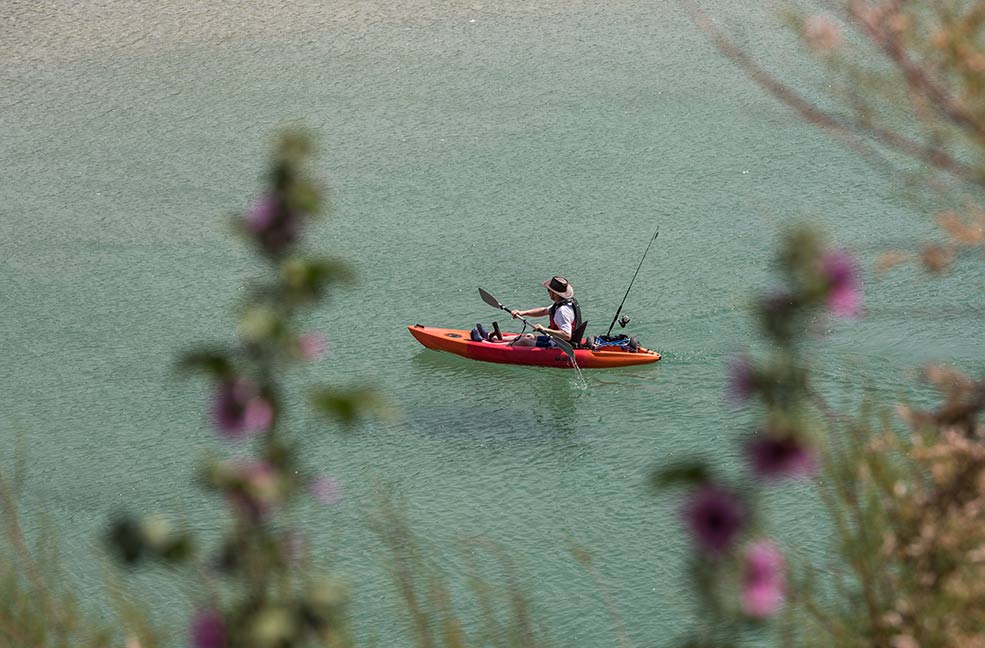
502,309 -> 543,334
606,227 -> 660,337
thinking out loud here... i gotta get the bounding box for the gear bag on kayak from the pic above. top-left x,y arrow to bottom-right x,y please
584,334 -> 640,352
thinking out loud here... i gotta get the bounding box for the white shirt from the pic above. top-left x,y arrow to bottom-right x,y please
551,303 -> 575,336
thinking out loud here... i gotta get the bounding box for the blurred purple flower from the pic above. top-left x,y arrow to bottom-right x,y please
746,435 -> 816,479
726,354 -> 757,405
190,609 -> 225,648
245,194 -> 278,231
243,193 -> 303,256
681,485 -> 746,555
822,249 -> 861,317
310,475 -> 342,505
742,540 -> 785,618
298,331 -> 328,361
212,379 -> 273,439
230,460 -> 282,520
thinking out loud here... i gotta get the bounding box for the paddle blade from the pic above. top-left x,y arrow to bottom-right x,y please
478,287 -> 504,310
552,334 -> 576,363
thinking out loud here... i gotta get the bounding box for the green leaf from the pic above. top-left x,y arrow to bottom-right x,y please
159,534 -> 193,563
310,386 -> 391,425
276,128 -> 315,163
649,461 -> 711,490
177,349 -> 232,377
280,256 -> 355,303
287,180 -> 323,215
106,514 -> 145,566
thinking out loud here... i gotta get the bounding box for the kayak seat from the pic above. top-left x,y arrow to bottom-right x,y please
570,320 -> 589,349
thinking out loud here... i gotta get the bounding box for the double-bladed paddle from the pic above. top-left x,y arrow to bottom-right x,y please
478,287 -> 576,363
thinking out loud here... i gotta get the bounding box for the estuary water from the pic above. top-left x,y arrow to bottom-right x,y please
3,1 -> 984,645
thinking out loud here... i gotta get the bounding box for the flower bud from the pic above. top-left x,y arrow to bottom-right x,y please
238,307 -> 279,342
140,514 -> 173,549
251,606 -> 296,647
804,15 -> 842,54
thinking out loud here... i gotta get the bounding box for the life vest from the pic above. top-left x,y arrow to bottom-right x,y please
549,298 -> 582,339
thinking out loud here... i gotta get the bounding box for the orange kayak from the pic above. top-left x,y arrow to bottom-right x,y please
408,325 -> 661,369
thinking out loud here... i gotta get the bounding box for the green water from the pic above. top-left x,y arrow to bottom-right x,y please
4,1 -> 984,645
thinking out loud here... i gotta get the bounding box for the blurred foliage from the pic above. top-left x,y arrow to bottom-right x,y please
653,224 -> 850,645
667,1 -> 985,646
9,2 -> 985,646
102,131 -> 367,648
689,0 -> 985,275
310,386 -> 392,427
370,492 -> 552,648
783,371 -> 985,647
0,130 -> 560,648
0,473 -> 115,647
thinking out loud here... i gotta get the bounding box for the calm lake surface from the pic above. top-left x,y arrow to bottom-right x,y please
3,1 -> 983,645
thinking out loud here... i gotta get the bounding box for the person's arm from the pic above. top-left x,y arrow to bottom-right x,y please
531,323 -> 570,340
510,306 -> 550,319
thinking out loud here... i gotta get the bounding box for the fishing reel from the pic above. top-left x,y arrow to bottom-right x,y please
617,315 -> 631,328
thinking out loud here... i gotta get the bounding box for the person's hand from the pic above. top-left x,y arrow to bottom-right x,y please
510,310 -> 520,319
533,323 -> 544,333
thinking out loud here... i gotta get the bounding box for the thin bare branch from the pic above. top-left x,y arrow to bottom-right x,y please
849,0 -> 985,145
0,470 -> 65,635
682,0 -> 985,186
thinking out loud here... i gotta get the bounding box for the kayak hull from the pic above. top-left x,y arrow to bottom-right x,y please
408,325 -> 661,369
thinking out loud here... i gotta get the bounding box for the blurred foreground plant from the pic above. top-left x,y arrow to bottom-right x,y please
654,225 -> 858,646
105,131 -> 383,648
0,126 -> 564,648
656,203 -> 985,648
789,367 -> 985,647
685,0 -> 985,274
0,472 -> 114,648
663,1 -> 985,645
370,493 -> 552,648
93,131 -> 555,648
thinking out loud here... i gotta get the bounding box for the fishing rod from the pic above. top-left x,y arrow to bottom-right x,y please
605,227 -> 660,337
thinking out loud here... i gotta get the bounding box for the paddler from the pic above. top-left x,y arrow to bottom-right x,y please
508,276 -> 582,347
